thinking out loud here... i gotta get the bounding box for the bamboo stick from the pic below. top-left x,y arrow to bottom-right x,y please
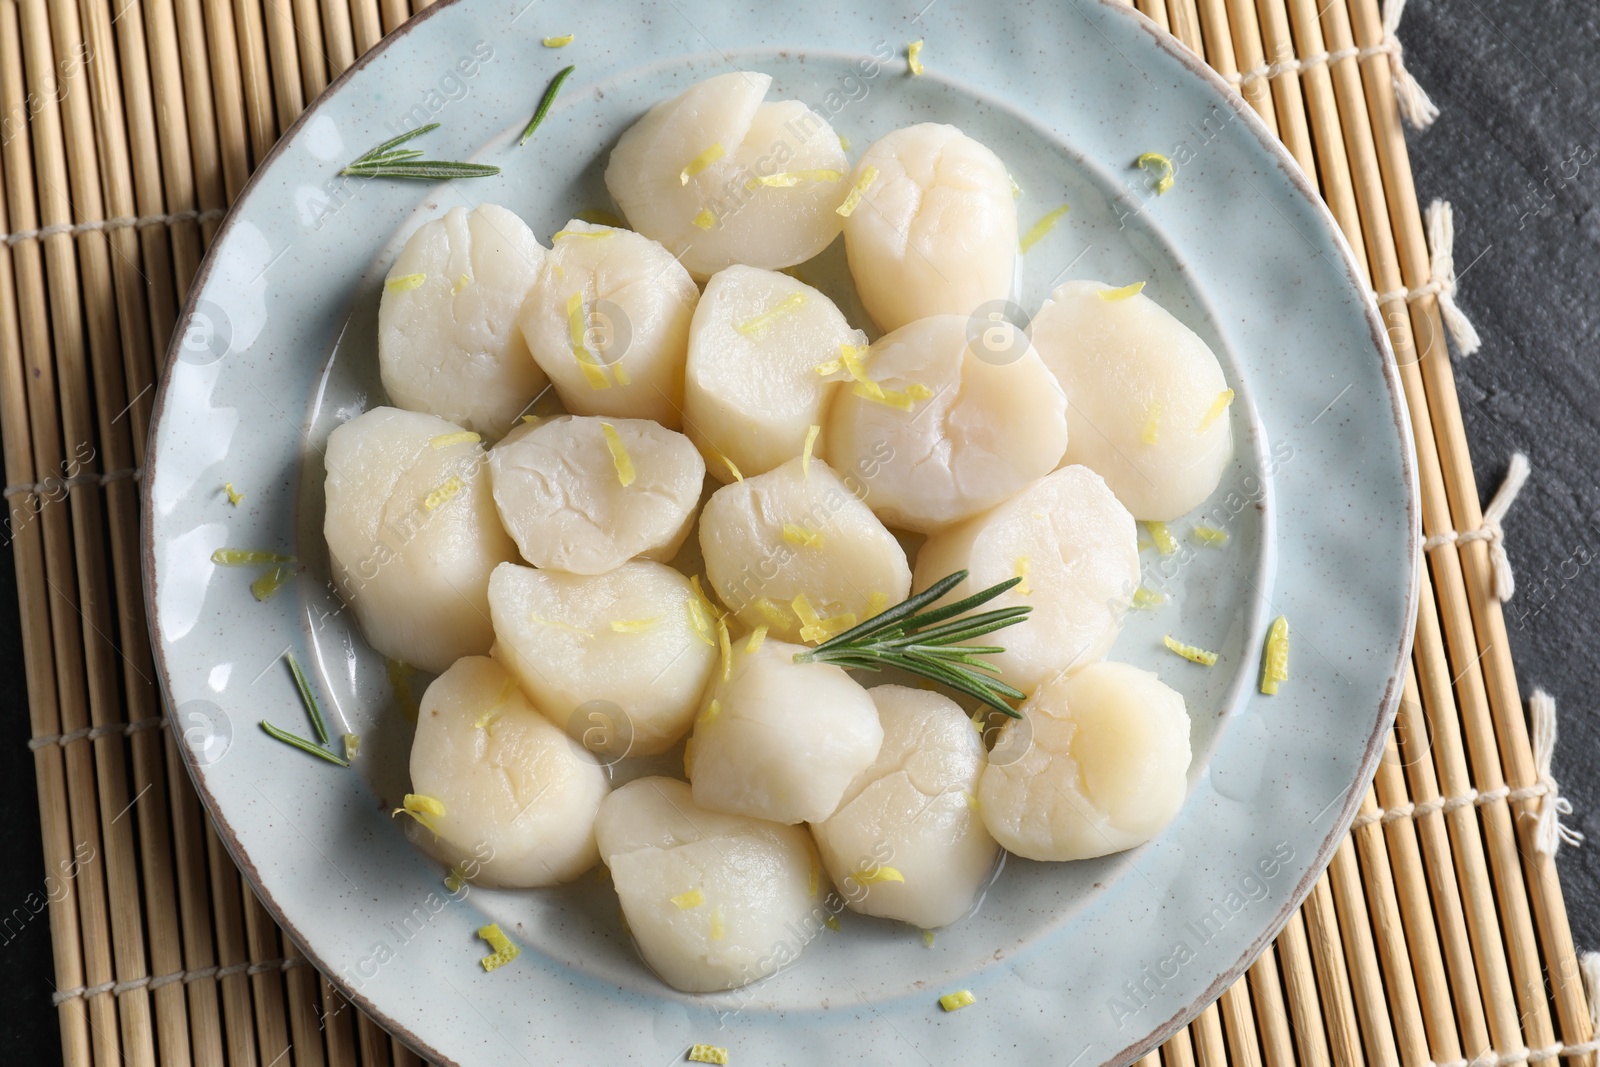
1347,800 -> 1431,1066
319,0 -> 356,78
204,0 -> 253,202
1218,979 -> 1263,1067
263,0 -> 306,133
1166,0 -> 1204,54
243,889 -> 293,1066
1249,0 -> 1314,177
1326,837 -> 1401,1067
0,54 -> 94,1067
390,1037 -> 423,1067
285,959 -> 329,1067
74,0 -> 159,446
1136,1052 -> 1162,1067
1162,1026 -> 1197,1067
1347,0 -> 1596,1057
170,0 -> 229,249
1135,0 -> 1171,33
1303,875 -> 1363,1067
1411,565 -> 1525,1065
102,0 -> 184,388
1190,1002 -> 1228,1067
1217,0 -> 1277,132
1247,949 -> 1296,1067
1283,0 -> 1365,274
207,818 -> 262,1066
292,0 -> 330,100
357,1008 -> 394,1067
349,0 -> 382,53
323,976 -> 360,1067
234,0 -> 277,162
1276,910 -> 1331,1067
132,0 -> 204,298
379,0 -> 406,35
0,6 -> 124,1064
1372,701 -> 1476,1063
164,730 -> 228,1067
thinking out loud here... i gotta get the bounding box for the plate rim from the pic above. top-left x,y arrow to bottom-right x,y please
139,1 -> 1422,1062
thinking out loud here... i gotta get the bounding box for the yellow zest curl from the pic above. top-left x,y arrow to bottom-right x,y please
802,424 -> 821,478
223,482 -> 244,506
782,524 -> 824,548
1192,525 -> 1229,546
393,793 -> 445,833
1132,586 -> 1167,610
745,169 -> 844,189
477,923 -> 520,972
939,990 -> 976,1012
1099,281 -> 1146,301
745,625 -> 768,654
385,272 -> 425,293
691,208 -> 716,230
1137,152 -> 1175,194
423,476 -> 465,510
717,617 -> 732,681
212,548 -> 294,566
542,33 -> 574,46
567,293 -> 611,390
719,452 -> 744,482
907,39 -> 925,75
855,865 -> 905,885
610,616 -> 660,633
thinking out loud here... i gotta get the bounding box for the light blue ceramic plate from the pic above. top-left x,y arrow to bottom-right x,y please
143,0 -> 1419,1063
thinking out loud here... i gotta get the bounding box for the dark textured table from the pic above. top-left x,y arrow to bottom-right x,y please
2,0 -> 1596,1058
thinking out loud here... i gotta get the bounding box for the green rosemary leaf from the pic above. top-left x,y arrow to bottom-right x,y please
352,122 -> 441,164
260,721 -> 350,766
285,652 -> 330,745
519,65 -> 575,146
340,160 -> 501,180
809,570 -> 969,651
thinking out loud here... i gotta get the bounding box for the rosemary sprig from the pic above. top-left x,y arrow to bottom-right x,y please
794,570 -> 1031,716
519,65 -> 575,146
286,652 -> 330,745
340,122 -> 500,181
260,721 -> 350,766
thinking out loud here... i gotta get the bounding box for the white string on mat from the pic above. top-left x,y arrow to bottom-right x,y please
0,207 -> 226,247
1423,452 -> 1528,602
1427,959 -> 1600,1065
1349,780 -> 1550,829
1373,200 -> 1483,356
51,956 -> 309,1005
1526,688 -> 1583,856
1224,0 -> 1438,128
28,717 -> 165,750
2,466 -> 141,500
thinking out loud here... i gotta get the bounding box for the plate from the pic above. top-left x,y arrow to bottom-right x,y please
142,0 -> 1419,1063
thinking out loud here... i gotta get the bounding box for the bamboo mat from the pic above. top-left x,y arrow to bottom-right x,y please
1,0 -> 1594,1063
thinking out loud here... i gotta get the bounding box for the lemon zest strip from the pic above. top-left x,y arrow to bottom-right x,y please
1260,615 -> 1290,694
542,33 -> 574,46
1145,520 -> 1177,556
223,482 -> 244,506
691,208 -> 716,230
836,165 -> 878,217
423,476 -> 466,511
680,142 -> 725,184
1099,280 -> 1146,301
477,923 -> 520,972
907,39 -> 925,75
782,524 -> 824,548
745,169 -> 844,189
736,291 -> 807,337
940,990 -> 976,1012
671,888 -> 705,910
599,422 -> 636,487
1018,204 -> 1070,252
430,431 -> 481,449
1200,388 -> 1235,430
528,612 -> 593,638
802,424 -> 821,478
567,293 -> 611,389
745,625 -> 768,654
688,1044 -> 729,1065
1164,634 -> 1219,666
610,616 -> 660,633
385,272 -> 425,293
1132,586 -> 1167,610
855,865 -> 905,885
1192,525 -> 1229,546
1013,556 -> 1031,596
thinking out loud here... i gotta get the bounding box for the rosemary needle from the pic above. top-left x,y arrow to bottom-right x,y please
339,122 -> 500,181
795,570 -> 1031,716
260,721 -> 350,766
285,652 -> 330,745
520,65 -> 575,146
